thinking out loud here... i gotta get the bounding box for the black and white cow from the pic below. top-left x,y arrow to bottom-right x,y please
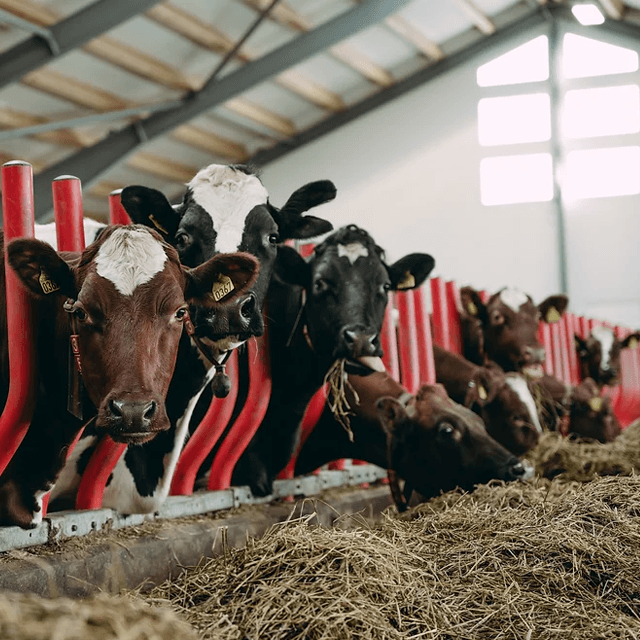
231,224 -> 435,496
51,164 -> 336,513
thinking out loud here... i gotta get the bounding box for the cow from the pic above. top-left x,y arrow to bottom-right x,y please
230,224 -> 436,496
51,164 -> 336,514
34,219 -> 105,250
432,345 -> 541,456
295,371 -> 531,510
1,225 -> 258,528
574,326 -> 640,388
532,374 -> 620,443
459,286 -> 569,374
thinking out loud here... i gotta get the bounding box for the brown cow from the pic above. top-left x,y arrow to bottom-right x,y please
295,370 -> 530,509
459,286 -> 568,374
433,345 -> 541,456
0,225 -> 258,528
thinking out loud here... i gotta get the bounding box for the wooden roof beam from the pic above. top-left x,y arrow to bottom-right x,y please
598,0 -> 625,20
383,14 -> 444,60
172,125 -> 249,162
126,153 -> 198,184
453,0 -> 496,35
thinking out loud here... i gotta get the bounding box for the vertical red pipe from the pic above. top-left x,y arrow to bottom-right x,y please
445,280 -> 463,355
52,176 -> 85,252
396,290 -> 420,394
381,298 -> 400,380
108,189 -> 130,225
208,331 -> 271,491
430,276 -> 449,350
564,313 -> 581,385
170,352 -> 240,495
413,286 -> 436,385
0,161 -> 37,478
538,323 -> 553,376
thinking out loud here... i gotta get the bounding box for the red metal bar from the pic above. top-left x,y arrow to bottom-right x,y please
328,459 -> 346,471
445,280 -> 463,355
413,286 -> 436,385
170,352 -> 240,495
430,276 -> 449,350
208,331 -> 271,490
479,290 -> 490,304
75,438 -> 128,510
52,176 -> 85,252
612,325 -> 640,428
396,290 -> 420,394
277,384 -> 327,481
381,298 -> 400,380
549,322 -> 564,381
0,161 -> 37,478
537,322 -> 554,376
108,189 -> 130,225
564,313 -> 581,385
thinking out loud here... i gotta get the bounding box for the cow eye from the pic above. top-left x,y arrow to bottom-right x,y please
437,422 -> 454,438
175,307 -> 188,321
268,232 -> 280,245
74,307 -> 87,322
175,232 -> 190,250
314,278 -> 329,294
381,282 -> 392,294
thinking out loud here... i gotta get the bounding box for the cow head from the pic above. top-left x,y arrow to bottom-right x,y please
120,164 -> 335,357
575,326 -> 640,387
568,378 -> 620,443
377,384 -> 529,502
460,286 -> 568,373
8,226 -> 258,444
276,224 -> 434,370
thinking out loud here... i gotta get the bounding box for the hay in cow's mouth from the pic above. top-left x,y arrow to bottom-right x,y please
142,474 -> 640,639
323,358 -> 358,442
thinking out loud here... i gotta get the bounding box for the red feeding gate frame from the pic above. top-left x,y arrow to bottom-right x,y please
0,161 -> 37,479
430,277 -> 462,355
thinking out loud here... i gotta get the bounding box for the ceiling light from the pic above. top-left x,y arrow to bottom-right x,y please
571,4 -> 606,25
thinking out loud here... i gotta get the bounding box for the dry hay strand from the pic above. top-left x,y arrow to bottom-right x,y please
0,591 -> 197,640
324,359 -> 359,442
146,476 -> 640,640
527,418 -> 640,481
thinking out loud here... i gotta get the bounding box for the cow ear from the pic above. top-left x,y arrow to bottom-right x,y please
621,332 -> 640,350
464,369 -> 499,408
538,294 -> 569,323
272,180 -> 336,240
273,245 -> 311,288
574,334 -> 589,357
459,287 -> 488,323
386,253 -> 435,291
120,186 -> 180,241
376,397 -> 408,435
184,252 -> 259,306
7,239 -> 77,299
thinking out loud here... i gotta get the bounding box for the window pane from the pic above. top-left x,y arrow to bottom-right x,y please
563,146 -> 640,200
563,34 -> 639,79
477,36 -> 549,87
563,85 -> 640,138
478,93 -> 551,146
480,153 -> 554,205
571,4 -> 605,25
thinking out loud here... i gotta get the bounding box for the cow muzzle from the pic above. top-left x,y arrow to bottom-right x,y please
193,292 -> 264,345
336,324 -> 381,360
99,395 -> 169,444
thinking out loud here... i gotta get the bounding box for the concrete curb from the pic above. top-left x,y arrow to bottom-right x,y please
0,484 -> 392,599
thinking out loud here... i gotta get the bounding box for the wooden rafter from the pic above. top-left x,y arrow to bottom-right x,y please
598,0 -> 625,20
384,14 -> 444,61
127,153 -> 199,183
223,98 -> 296,137
87,181 -> 125,199
172,125 -> 249,162
146,1 -> 345,111
453,0 -> 496,35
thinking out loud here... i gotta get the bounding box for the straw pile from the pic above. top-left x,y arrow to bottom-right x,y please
146,475 -> 640,639
0,591 -> 197,639
528,418 -> 640,481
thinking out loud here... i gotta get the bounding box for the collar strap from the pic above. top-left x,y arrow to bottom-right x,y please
386,390 -> 416,513
63,298 -> 84,420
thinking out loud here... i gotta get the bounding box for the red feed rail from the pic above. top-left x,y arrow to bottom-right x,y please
108,189 -> 130,225
52,176 -> 85,252
208,331 -> 272,491
445,280 -> 463,355
538,323 -> 554,376
413,286 -> 436,385
396,290 -> 421,394
381,296 -> 400,379
170,351 -> 240,495
563,313 -> 581,385
0,162 -> 37,478
431,277 -> 449,350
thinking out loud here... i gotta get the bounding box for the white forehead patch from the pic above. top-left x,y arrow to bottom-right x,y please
95,227 -> 168,296
337,242 -> 369,264
188,164 -> 269,254
591,325 -> 615,371
505,374 -> 543,434
500,288 -> 529,312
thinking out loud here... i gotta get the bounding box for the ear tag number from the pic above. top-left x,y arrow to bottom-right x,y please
478,385 -> 487,401
628,337 -> 639,350
148,214 -> 168,235
467,302 -> 478,316
39,270 -> 59,294
211,274 -> 235,302
546,306 -> 561,323
396,271 -> 415,290
589,397 -> 603,412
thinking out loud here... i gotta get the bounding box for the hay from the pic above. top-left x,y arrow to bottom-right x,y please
146,476 -> 640,639
527,418 -> 640,481
324,359 -> 359,442
0,591 -> 197,640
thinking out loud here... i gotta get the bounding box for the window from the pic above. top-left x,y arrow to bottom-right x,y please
563,33 -> 638,79
571,4 -> 605,26
476,36 -> 549,87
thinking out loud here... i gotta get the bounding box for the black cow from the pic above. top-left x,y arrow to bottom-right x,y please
51,164 -> 336,514
231,224 -> 435,496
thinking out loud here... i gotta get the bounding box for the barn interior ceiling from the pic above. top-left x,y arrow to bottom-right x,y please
0,0 -> 637,221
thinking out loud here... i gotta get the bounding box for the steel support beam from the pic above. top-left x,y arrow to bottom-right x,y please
31,0 -> 413,220
0,0 -> 161,90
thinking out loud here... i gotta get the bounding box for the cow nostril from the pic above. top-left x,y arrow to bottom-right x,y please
509,461 -> 525,478
143,401 -> 157,421
344,329 -> 357,345
109,399 -> 124,418
368,333 -> 378,345
240,294 -> 256,319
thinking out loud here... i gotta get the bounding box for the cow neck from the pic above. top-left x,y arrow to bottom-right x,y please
183,312 -> 233,399
386,391 -> 415,513
63,298 -> 84,421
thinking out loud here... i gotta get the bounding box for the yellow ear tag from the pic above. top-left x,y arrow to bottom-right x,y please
478,385 -> 487,401
211,274 -> 234,302
39,270 -> 59,295
545,306 -> 561,323
589,397 -> 603,413
396,271 -> 415,290
628,337 -> 639,350
148,214 -> 168,235
467,301 -> 478,316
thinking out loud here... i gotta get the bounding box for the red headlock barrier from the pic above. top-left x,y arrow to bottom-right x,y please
0,162 -> 37,478
430,277 -> 462,355
108,189 -> 130,225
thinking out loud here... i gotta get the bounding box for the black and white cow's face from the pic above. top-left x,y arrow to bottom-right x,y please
120,164 -> 335,355
277,224 -> 435,369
